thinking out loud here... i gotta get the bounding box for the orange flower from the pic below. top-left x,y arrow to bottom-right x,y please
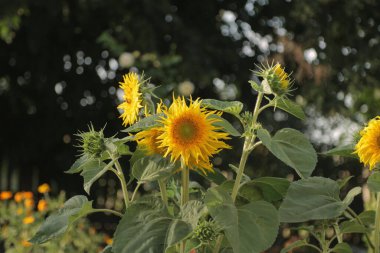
23,191 -> 33,199
24,198 -> 35,209
0,191 -> 12,200
14,192 -> 24,202
23,216 -> 35,224
21,240 -> 32,247
38,183 -> 50,194
37,199 -> 48,212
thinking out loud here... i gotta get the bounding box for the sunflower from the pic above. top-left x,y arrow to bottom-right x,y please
135,101 -> 168,155
135,127 -> 166,155
355,116 -> 380,170
157,96 -> 231,173
117,72 -> 143,126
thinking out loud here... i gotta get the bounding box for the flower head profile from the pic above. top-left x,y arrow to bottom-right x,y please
355,116 -> 380,170
117,72 -> 143,126
254,62 -> 293,96
135,101 -> 167,155
157,96 -> 231,173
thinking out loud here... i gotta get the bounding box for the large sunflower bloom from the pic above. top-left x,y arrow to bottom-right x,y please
157,96 -> 231,173
117,72 -> 143,126
355,116 -> 380,170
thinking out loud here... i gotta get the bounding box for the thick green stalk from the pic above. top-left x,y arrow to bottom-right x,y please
180,161 -> 189,253
231,143 -> 250,201
158,179 -> 168,207
181,162 -> 190,206
113,157 -> 130,208
375,193 -> 380,253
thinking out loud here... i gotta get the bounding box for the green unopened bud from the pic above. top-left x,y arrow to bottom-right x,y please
254,62 -> 293,96
76,124 -> 105,158
194,220 -> 220,243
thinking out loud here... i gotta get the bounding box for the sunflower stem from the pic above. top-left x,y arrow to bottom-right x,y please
180,160 -> 189,253
109,152 -> 130,209
375,193 -> 380,253
158,179 -> 168,207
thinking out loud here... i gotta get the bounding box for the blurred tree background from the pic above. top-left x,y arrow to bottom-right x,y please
1,0 -> 379,233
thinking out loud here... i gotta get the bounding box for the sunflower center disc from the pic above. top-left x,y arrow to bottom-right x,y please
178,121 -> 196,140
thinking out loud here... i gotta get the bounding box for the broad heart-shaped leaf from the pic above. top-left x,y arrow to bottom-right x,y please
257,128 -> 317,178
279,177 -> 347,223
122,113 -> 164,132
208,114 -> 241,137
80,160 -> 109,194
322,144 -> 357,158
331,243 -> 353,253
30,196 -> 93,244
132,155 -> 177,182
113,203 -> 192,253
202,99 -> 243,116
368,171 -> 380,192
271,98 -> 306,121
205,187 -> 279,253
240,177 -> 290,203
280,240 -> 308,253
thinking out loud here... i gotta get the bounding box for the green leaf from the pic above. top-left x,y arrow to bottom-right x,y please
208,114 -> 241,137
322,144 -> 357,158
368,172 -> 380,192
331,243 -> 352,253
29,196 -> 94,244
272,98 -> 306,121
280,240 -> 309,253
66,156 -> 95,174
342,187 -> 361,206
80,161 -> 109,194
257,128 -> 317,178
340,220 -> 370,234
132,155 -> 177,182
205,187 -> 279,253
202,99 -> 243,116
180,200 -> 208,229
240,177 -> 290,203
113,203 -> 192,253
279,177 -> 346,223
122,113 -> 164,132
200,168 -> 227,185
358,210 -> 375,226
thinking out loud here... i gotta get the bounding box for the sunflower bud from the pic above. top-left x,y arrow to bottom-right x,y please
76,125 -> 105,158
254,62 -> 293,96
194,220 -> 220,243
